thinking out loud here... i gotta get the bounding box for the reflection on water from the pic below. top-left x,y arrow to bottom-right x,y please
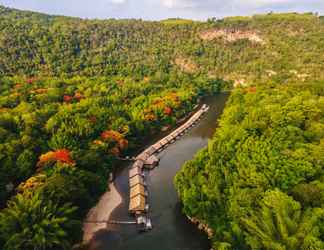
88,93 -> 229,250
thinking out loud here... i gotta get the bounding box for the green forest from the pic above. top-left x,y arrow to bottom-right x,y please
175,82 -> 324,249
0,5 -> 323,250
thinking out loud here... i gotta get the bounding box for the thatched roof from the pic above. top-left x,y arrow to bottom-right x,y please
129,175 -> 144,188
145,155 -> 159,166
130,183 -> 146,198
144,146 -> 156,155
152,142 -> 163,150
169,134 -> 176,139
179,127 -> 186,133
166,136 -> 173,141
129,194 -> 146,213
133,160 -> 144,169
160,139 -> 169,146
136,152 -> 150,161
129,166 -> 141,179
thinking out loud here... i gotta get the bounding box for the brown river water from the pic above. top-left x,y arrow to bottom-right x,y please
87,93 -> 229,250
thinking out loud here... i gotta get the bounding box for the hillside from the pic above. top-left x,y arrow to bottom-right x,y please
0,6 -> 323,83
0,6 -> 323,250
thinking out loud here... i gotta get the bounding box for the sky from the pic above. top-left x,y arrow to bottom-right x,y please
0,0 -> 323,20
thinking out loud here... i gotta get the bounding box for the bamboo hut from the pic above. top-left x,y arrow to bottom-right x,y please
152,142 -> 163,151
136,152 -> 150,162
144,155 -> 159,168
133,160 -> 144,169
169,135 -> 176,140
160,139 -> 169,146
129,194 -> 146,214
129,166 -> 142,179
129,175 -> 144,188
144,146 -> 156,155
130,183 -> 146,198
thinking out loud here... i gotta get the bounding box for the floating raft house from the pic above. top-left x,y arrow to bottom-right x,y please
132,160 -> 144,169
130,184 -> 146,199
129,194 -> 146,214
129,166 -> 142,179
145,155 -> 159,167
129,175 -> 145,188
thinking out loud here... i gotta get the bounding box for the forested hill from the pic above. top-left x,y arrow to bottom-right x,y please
0,5 -> 323,84
0,5 -> 324,250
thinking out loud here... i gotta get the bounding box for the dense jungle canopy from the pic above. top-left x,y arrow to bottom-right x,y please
0,6 -> 323,249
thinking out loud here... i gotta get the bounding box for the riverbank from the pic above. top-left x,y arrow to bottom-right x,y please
82,104 -> 208,241
81,100 -> 206,244
83,182 -> 122,243
85,94 -> 228,250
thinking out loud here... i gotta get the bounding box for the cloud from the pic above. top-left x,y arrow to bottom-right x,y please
161,0 -> 197,9
239,0 -> 294,8
160,0 -> 296,10
110,0 -> 127,5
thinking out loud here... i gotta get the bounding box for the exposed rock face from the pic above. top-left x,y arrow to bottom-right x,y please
199,29 -> 265,44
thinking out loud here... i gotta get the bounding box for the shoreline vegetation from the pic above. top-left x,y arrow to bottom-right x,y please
175,82 -> 324,249
0,5 -> 323,250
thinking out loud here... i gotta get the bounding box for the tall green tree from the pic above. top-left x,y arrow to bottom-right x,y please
241,190 -> 324,250
0,192 -> 78,250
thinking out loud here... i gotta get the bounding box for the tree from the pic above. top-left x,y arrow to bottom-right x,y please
0,192 -> 78,250
241,190 -> 324,250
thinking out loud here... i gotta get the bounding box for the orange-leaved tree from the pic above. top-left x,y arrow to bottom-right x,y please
37,149 -> 75,169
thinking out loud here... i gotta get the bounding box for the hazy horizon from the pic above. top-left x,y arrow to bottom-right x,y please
0,0 -> 323,21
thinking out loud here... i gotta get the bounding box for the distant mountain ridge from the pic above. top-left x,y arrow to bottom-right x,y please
0,6 -> 323,85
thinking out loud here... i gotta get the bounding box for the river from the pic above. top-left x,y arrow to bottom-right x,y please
86,93 -> 228,250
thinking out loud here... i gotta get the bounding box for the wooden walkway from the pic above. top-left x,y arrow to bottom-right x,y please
84,220 -> 137,225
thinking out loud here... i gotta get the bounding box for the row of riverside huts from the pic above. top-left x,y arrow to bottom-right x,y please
128,104 -> 210,215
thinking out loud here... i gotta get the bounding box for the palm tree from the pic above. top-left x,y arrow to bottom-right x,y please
0,191 -> 78,250
241,190 -> 324,250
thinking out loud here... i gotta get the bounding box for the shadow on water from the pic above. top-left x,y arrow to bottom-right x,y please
87,93 -> 229,250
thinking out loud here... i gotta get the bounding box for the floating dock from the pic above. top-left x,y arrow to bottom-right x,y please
127,104 -> 210,230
